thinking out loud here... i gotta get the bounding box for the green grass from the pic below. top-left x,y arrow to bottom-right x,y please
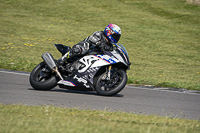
0,104 -> 199,133
0,0 -> 200,90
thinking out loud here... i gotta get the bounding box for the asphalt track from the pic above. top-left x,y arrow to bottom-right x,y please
0,69 -> 199,120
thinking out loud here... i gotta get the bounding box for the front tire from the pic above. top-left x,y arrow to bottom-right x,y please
29,61 -> 57,90
95,69 -> 127,96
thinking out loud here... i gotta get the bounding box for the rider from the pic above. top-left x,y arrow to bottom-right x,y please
58,23 -> 121,64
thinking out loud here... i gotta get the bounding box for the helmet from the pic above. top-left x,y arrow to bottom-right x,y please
103,23 -> 121,43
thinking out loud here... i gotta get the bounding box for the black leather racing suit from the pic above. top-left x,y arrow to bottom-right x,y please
70,31 -> 112,57
58,31 -> 113,65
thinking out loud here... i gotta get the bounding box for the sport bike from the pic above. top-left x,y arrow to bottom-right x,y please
29,43 -> 131,96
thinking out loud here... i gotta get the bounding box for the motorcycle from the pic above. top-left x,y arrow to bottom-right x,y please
29,43 -> 131,96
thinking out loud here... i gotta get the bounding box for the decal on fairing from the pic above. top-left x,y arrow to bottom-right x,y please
86,67 -> 98,73
57,80 -> 76,87
73,75 -> 90,88
94,55 -> 117,64
78,56 -> 99,73
117,47 -> 128,63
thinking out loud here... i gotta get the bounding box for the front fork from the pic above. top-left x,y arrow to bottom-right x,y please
107,65 -> 112,80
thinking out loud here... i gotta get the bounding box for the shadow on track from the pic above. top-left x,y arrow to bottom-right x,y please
28,88 -> 124,97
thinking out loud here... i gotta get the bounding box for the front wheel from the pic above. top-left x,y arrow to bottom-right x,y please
95,69 -> 127,96
29,61 -> 57,90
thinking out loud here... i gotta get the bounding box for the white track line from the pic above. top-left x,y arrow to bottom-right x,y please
0,70 -> 30,76
126,85 -> 200,95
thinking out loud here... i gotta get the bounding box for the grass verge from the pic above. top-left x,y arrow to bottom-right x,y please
0,104 -> 199,133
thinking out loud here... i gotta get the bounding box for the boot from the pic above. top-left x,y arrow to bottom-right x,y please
57,51 -> 72,65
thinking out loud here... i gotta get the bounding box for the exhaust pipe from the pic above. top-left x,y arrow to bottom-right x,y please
41,52 -> 63,80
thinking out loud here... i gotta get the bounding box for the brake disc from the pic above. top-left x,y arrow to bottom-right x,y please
101,73 -> 119,88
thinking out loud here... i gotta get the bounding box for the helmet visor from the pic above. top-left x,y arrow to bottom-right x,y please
112,33 -> 121,43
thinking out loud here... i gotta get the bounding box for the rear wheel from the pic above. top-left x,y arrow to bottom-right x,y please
29,61 -> 57,90
95,69 -> 127,96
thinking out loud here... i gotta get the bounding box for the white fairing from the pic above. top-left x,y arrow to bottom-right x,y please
58,80 -> 75,86
78,55 -> 119,73
78,56 -> 98,73
111,50 -> 126,65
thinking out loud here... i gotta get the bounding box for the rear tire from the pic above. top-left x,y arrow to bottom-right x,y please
95,69 -> 127,96
29,61 -> 57,90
